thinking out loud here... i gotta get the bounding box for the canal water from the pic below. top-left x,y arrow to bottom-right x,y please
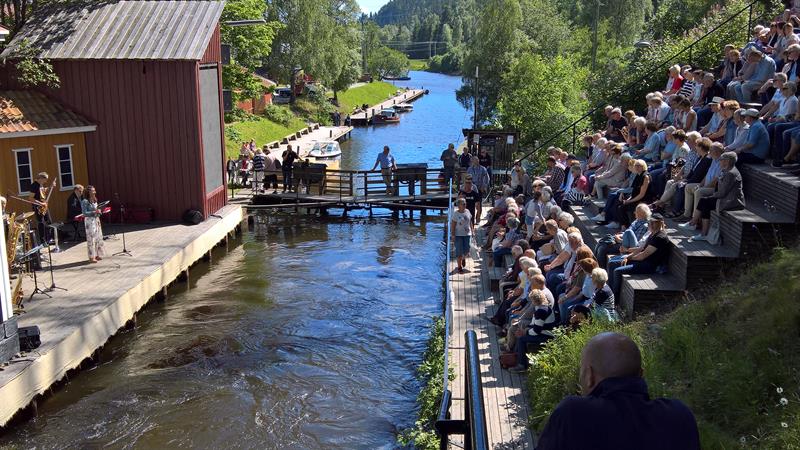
0,72 -> 469,449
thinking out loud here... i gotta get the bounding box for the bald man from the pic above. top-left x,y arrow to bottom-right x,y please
536,333 -> 699,450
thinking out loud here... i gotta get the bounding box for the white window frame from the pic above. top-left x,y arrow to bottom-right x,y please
12,148 -> 33,196
55,144 -> 75,191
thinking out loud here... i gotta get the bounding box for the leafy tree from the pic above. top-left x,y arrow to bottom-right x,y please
367,46 -> 411,77
220,0 -> 281,106
497,54 -> 589,160
6,39 -> 59,88
458,0 -> 522,126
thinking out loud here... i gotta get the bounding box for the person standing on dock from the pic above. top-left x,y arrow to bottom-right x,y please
441,143 -> 459,184
451,197 -> 473,273
459,178 -> 482,224
467,156 -> 491,198
371,146 -> 397,195
282,145 -> 299,193
252,148 -> 266,192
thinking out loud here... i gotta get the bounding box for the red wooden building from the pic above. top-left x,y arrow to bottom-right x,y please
1,1 -> 227,221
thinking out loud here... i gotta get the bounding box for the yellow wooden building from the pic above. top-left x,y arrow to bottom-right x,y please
1,91 -> 95,223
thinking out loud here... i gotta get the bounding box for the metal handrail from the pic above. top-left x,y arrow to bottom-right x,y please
514,0 -> 765,164
434,181 -> 489,450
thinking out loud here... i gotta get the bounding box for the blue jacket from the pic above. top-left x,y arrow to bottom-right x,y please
536,377 -> 700,450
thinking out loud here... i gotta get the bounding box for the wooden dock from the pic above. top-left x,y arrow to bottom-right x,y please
0,205 -> 244,426
446,219 -> 536,449
350,89 -> 426,125
262,125 -> 353,160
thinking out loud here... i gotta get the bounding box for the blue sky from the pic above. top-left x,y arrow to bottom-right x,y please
358,0 -> 390,13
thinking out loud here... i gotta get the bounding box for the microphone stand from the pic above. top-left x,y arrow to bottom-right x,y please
113,196 -> 132,257
45,242 -> 67,293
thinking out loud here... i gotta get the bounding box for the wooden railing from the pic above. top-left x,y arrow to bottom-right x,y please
290,167 -> 461,201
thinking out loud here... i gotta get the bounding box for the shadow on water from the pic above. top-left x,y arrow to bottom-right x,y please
0,71 -> 468,449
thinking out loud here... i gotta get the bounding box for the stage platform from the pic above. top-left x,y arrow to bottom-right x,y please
0,205 -> 244,426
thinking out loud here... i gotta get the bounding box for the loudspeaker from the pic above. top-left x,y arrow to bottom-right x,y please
182,209 -> 203,225
18,326 -> 41,352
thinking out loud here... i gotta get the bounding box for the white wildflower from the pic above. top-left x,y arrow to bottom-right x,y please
780,397 -> 789,406
777,387 -> 784,394
740,436 -> 746,444
781,422 -> 788,428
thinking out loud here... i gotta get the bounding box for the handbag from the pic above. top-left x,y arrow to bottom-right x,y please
564,188 -> 586,205
499,352 -> 518,369
598,234 -> 617,246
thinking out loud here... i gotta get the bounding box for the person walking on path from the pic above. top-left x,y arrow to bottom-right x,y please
371,145 -> 398,195
252,148 -> 266,192
536,332 -> 700,450
451,197 -> 474,273
441,143 -> 459,184
282,144 -> 299,193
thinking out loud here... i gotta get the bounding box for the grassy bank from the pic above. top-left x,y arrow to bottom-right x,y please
336,81 -> 398,115
410,59 -> 429,71
398,317 -> 452,450
224,116 -> 308,158
527,247 -> 800,449
224,82 -> 400,158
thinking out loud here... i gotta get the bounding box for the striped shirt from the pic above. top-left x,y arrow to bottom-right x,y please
252,154 -> 266,171
529,305 -> 558,337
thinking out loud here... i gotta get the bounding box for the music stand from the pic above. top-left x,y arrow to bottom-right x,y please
21,245 -> 50,301
112,199 -> 132,257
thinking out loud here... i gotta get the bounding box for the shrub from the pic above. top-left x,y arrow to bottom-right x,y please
527,247 -> 800,449
262,104 -> 293,126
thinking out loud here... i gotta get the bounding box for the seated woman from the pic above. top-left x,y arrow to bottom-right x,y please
493,217 -> 522,266
484,197 -> 519,248
609,214 -> 671,297
589,156 -> 634,223
508,289 -> 557,374
588,268 -> 618,322
594,204 -> 652,267
690,152 -> 745,241
553,245 -> 595,302
557,258 -> 598,324
559,164 -> 588,210
598,159 -> 650,229
592,144 -> 626,200
490,257 -> 538,327
657,137 -> 712,218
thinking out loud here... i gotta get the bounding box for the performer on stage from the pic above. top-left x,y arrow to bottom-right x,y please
66,184 -> 84,240
30,172 -> 55,245
80,185 -> 105,263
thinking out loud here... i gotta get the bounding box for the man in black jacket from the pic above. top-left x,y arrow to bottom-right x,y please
536,333 -> 700,450
65,184 -> 84,241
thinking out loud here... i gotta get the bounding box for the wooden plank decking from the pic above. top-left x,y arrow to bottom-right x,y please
447,219 -> 536,449
350,89 -> 425,124
0,205 -> 244,426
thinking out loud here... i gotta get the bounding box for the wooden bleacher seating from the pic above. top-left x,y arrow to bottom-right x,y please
569,164 -> 800,318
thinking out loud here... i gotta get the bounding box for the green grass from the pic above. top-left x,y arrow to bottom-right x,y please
526,247 -> 800,449
224,116 -> 308,158
409,59 -> 429,71
335,81 -> 399,115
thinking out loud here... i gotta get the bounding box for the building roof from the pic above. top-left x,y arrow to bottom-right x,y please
0,91 -> 96,138
0,1 -> 224,61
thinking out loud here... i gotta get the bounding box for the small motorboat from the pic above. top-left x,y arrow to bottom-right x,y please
393,103 -> 414,112
383,75 -> 411,81
307,140 -> 342,158
374,108 -> 400,124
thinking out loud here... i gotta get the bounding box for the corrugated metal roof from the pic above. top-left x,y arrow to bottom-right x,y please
0,1 -> 224,60
0,90 -> 94,134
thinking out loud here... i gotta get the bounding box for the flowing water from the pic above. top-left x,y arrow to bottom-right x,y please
0,72 -> 470,449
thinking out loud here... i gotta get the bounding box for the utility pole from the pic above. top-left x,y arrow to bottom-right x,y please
361,15 -> 367,74
473,65 -> 479,130
591,0 -> 601,72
